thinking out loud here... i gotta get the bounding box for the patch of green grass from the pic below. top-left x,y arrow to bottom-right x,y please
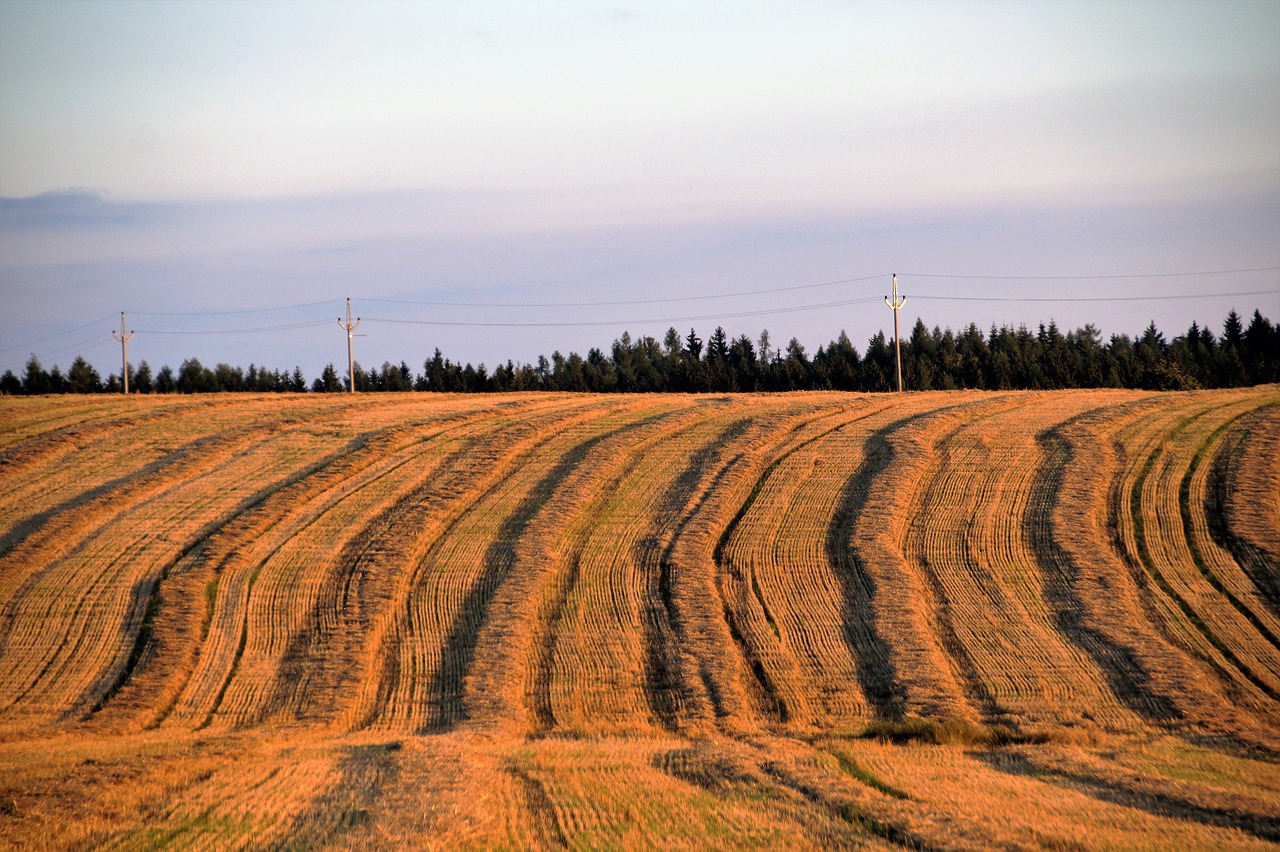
824,749 -> 909,800
835,802 -> 911,845
200,577 -> 220,641
120,812 -> 258,851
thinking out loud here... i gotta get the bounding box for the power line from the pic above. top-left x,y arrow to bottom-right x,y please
361,274 -> 887,309
4,307 -> 337,358
29,333 -> 114,365
901,266 -> 1280,281
911,288 -> 1278,304
133,319 -> 335,335
363,296 -> 885,329
9,267 -> 1274,351
330,266 -> 1280,310
358,284 -> 1277,329
6,266 -> 1277,370
130,299 -> 341,317
0,314 -> 117,355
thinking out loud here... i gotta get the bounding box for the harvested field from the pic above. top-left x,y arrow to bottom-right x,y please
1,388 -> 1277,849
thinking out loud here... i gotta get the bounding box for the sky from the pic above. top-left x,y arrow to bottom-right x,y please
1,0 -> 1278,382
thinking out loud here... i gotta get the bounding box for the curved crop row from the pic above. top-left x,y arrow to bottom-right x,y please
894,391 -> 1146,732
1041,390 -> 1280,748
0,389 -> 1276,745
0,398 -> 375,725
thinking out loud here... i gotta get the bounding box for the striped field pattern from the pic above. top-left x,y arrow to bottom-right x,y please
0,388 -> 1277,849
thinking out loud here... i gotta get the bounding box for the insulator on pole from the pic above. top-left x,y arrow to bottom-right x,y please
884,274 -> 906,392
338,297 -> 361,393
111,312 -> 135,394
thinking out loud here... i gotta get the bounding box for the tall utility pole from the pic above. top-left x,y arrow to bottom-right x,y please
884,274 -> 906,393
338,297 -> 360,393
112,312 -> 135,395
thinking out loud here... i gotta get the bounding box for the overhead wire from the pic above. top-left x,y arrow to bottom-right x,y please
25,333 -> 115,367
5,265 -> 1276,368
344,267 -> 1280,327
4,303 -> 340,359
910,288 -> 1278,304
129,299 -> 342,317
363,296 -> 885,328
900,266 -> 1280,281
133,319 -> 336,335
0,314 -> 117,355
362,273 -> 887,308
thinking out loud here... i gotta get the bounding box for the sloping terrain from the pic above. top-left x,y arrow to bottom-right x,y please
0,388 -> 1277,849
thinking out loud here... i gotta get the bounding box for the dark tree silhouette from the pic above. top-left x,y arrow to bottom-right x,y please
12,310 -> 1276,397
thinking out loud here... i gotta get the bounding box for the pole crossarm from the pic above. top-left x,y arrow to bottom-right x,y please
111,312 -> 135,394
884,274 -> 906,393
338,297 -> 361,393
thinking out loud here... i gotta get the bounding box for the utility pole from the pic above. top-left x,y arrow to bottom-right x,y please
112,312 -> 135,395
338,297 -> 360,393
884,274 -> 906,393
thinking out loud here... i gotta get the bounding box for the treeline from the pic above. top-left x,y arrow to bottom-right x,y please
4,309 -> 1277,396
2,358 -> 308,395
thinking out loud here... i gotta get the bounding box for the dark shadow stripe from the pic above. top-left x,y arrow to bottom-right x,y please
978,749 -> 1280,844
1028,424 -> 1182,723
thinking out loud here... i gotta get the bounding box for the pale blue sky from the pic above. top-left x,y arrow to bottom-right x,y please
2,0 -> 1278,379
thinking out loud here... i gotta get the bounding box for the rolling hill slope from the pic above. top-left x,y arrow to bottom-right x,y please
1,389 -> 1277,849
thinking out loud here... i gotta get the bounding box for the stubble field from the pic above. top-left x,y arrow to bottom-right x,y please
0,388 -> 1277,849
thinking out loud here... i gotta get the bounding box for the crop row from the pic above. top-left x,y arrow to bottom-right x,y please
0,389 -> 1276,746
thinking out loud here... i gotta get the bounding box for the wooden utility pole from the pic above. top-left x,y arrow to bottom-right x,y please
338,298 -> 360,393
884,274 -> 905,392
112,312 -> 135,394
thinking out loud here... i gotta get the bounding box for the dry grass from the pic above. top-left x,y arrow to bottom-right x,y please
0,388 -> 1277,849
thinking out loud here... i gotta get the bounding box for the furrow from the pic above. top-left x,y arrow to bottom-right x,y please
901,391 -> 1135,732
0,396 -> 175,453
846,393 -> 1020,724
520,400 -> 759,736
1059,392 -> 1278,745
335,397 -> 671,735
191,396 -> 597,730
0,401 -> 372,725
665,395 -> 864,736
1181,404 -> 1280,656
120,398 -> 514,729
1207,404 -> 1280,614
249,398 -> 589,730
1123,395 -> 1280,706
415,401 -> 667,733
1030,413 -> 1179,730
351,397 -> 644,733
714,398 -> 902,732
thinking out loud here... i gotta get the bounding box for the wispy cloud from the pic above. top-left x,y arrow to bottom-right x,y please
3,185 -> 1276,378
1,1 -> 1276,379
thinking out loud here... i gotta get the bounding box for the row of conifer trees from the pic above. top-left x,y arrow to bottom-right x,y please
4,309 -> 1276,395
